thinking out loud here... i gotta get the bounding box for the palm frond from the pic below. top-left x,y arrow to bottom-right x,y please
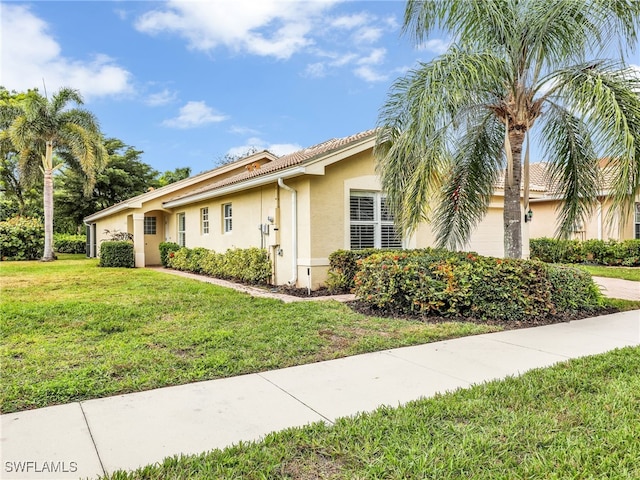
550,62 -> 640,226
376,48 -> 508,235
540,104 -> 599,238
432,112 -> 504,250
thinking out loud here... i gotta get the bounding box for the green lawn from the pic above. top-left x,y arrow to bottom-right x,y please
574,264 -> 640,282
103,346 -> 640,479
0,255 -> 499,413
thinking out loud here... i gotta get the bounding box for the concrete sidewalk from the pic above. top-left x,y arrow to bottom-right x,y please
593,276 -> 640,301
1,310 -> 638,480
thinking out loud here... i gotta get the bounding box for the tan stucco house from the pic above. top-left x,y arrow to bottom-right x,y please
84,130 -> 639,289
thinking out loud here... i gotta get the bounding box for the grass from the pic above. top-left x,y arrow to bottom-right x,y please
0,255 -> 499,413
574,264 -> 640,282
102,346 -> 640,479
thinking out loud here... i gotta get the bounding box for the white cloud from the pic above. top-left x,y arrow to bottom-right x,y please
331,12 -> 370,30
0,4 -> 133,99
354,65 -> 387,82
227,137 -> 301,157
135,0 -> 340,60
418,38 -> 452,55
162,101 -> 227,128
229,125 -> 261,136
303,62 -> 327,78
146,88 -> 178,106
352,26 -> 383,44
353,48 -> 387,82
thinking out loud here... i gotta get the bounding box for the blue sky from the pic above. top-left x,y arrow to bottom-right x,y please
1,0 -> 451,175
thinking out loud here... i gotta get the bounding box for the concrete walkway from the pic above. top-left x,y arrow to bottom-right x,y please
593,276 -> 640,301
1,309 -> 638,480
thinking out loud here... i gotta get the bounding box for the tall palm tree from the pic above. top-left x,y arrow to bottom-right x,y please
376,0 -> 640,258
6,87 -> 107,260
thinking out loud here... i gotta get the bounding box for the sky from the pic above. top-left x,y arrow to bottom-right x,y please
1,0 -> 450,175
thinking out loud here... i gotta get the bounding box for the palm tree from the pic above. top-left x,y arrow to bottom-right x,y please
5,87 -> 107,260
376,0 -> 640,258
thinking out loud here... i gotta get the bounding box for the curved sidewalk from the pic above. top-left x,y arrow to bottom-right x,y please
1,310 -> 638,480
593,276 -> 640,301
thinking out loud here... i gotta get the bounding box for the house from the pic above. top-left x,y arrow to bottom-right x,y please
84,130 -> 639,289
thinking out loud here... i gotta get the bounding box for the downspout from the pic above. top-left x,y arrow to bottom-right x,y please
597,199 -> 603,240
277,178 -> 298,286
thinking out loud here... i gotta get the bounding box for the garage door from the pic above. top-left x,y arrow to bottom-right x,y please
464,208 -> 504,257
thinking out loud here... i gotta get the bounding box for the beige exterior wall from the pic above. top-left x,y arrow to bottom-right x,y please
530,193 -> 639,241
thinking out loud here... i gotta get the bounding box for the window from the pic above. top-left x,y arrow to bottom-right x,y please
144,216 -> 156,235
350,192 -> 402,249
201,207 -> 209,235
635,202 -> 640,239
177,213 -> 186,247
223,203 -> 232,233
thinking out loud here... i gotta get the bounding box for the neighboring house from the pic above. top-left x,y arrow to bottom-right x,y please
524,161 -> 640,242
84,130 -> 639,289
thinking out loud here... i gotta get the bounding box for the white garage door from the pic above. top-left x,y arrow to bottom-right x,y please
464,208 -> 504,257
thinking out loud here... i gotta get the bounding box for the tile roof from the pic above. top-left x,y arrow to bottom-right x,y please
168,129 -> 376,202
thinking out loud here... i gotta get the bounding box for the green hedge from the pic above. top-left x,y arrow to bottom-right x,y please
54,234 -> 87,254
327,248 -> 410,292
352,250 -> 602,321
159,242 -> 180,267
167,247 -> 271,284
530,238 -> 640,266
99,241 -> 134,268
0,216 -> 44,261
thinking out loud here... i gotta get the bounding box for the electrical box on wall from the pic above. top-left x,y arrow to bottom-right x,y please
268,207 -> 280,247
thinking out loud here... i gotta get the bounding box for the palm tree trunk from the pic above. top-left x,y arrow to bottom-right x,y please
503,129 -> 525,258
41,141 -> 55,261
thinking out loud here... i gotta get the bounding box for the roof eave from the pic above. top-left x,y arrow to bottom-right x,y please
162,166 -> 307,208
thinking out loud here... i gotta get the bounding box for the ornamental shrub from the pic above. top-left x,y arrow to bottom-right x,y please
0,216 -> 44,260
352,249 -> 601,321
530,237 -> 640,266
167,246 -> 271,284
159,242 -> 180,267
546,264 -> 603,312
54,234 -> 87,254
99,241 -> 134,268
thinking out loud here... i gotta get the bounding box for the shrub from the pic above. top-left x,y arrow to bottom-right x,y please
546,264 -> 603,312
167,246 -> 271,284
54,234 -> 87,254
531,237 -> 640,266
0,216 -> 44,261
99,241 -> 134,268
159,242 -> 180,267
353,249 -> 601,321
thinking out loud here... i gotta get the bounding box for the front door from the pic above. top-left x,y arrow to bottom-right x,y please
143,213 -> 162,265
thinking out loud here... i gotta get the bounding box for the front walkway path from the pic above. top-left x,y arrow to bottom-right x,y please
592,276 -> 640,301
2,311 -> 638,479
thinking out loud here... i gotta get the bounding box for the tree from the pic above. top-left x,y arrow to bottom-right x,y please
0,88 -> 42,221
376,0 -> 640,258
4,87 -> 107,260
55,138 -> 158,233
157,166 -> 191,187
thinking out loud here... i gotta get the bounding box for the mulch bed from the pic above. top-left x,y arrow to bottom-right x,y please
346,301 -> 621,330
271,284 -> 621,330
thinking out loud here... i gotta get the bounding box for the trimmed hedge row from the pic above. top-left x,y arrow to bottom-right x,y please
347,249 -> 601,321
99,241 -> 134,268
54,234 -> 87,254
530,238 -> 640,266
167,246 -> 271,285
0,216 -> 44,261
159,242 -> 180,267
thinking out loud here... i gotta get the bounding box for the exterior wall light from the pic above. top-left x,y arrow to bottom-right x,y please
524,208 -> 533,223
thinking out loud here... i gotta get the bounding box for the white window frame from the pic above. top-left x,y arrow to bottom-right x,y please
635,202 -> 640,239
177,213 -> 186,247
223,203 -> 232,233
143,216 -> 156,235
201,207 -> 209,235
349,191 -> 402,250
